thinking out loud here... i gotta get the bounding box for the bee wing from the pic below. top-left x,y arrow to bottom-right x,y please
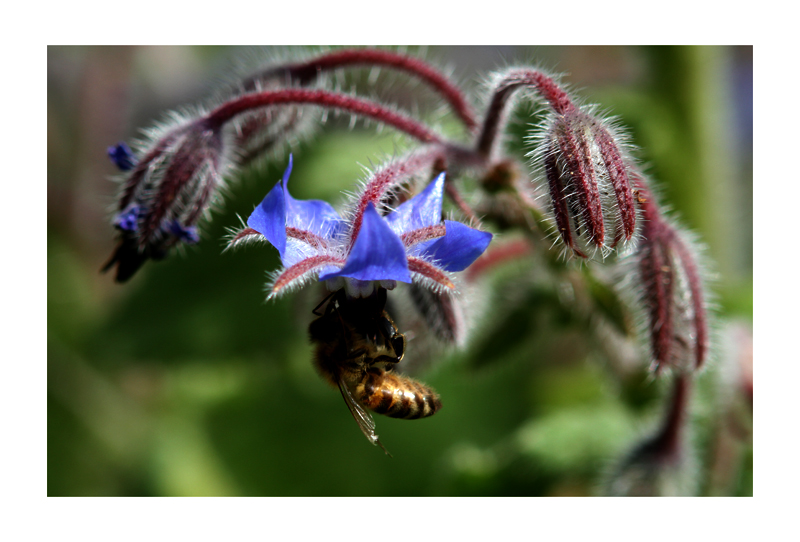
338,379 -> 392,457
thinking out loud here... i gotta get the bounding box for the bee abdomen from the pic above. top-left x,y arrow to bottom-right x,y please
357,370 -> 442,420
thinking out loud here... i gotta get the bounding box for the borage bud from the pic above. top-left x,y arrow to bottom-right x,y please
529,106 -> 638,258
103,114 -> 231,282
628,186 -> 710,374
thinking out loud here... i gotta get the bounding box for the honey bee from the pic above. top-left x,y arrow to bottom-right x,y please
309,287 -> 442,455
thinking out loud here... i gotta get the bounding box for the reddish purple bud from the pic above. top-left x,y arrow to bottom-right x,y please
103,117 -> 230,282
532,107 -> 637,258
633,187 -> 710,373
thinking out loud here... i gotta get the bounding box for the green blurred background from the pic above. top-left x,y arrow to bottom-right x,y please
47,46 -> 752,496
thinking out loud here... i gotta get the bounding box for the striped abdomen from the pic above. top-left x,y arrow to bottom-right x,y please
355,369 -> 442,420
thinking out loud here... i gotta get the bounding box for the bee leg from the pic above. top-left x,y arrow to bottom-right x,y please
312,289 -> 339,316
373,354 -> 401,367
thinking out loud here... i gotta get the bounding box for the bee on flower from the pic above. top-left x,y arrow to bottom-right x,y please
228,155 -> 492,452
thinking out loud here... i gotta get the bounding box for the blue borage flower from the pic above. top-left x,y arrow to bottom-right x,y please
230,156 -> 493,298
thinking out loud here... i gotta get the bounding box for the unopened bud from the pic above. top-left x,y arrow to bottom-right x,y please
407,284 -> 468,348
531,107 -> 637,258
633,189 -> 710,374
103,116 -> 230,281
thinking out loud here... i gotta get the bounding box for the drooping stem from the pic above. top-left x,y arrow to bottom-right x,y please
204,88 -> 443,144
652,374 -> 691,462
445,182 -> 483,228
476,68 -> 575,158
245,49 -> 477,132
465,238 -> 533,282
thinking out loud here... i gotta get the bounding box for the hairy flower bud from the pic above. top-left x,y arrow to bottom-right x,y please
407,284 -> 469,347
530,106 -> 638,258
623,183 -> 710,374
103,115 -> 231,282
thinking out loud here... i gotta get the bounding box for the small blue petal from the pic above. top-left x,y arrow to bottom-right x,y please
281,157 -> 343,238
386,172 -> 445,233
247,180 -> 287,257
319,203 -> 411,283
107,142 -> 137,171
114,205 -> 141,232
169,221 -> 200,244
420,220 -> 492,272
247,157 -> 348,263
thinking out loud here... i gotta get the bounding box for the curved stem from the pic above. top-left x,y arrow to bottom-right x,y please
653,374 -> 691,461
246,49 -> 477,132
204,88 -> 442,144
476,68 -> 575,158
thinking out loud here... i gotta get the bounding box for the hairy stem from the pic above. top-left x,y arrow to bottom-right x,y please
477,68 -> 575,158
246,49 -> 477,131
204,88 -> 442,143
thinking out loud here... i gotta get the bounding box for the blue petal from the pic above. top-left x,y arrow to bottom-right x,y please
108,142 -> 137,171
247,180 -> 287,257
279,155 -> 344,238
319,203 -> 411,283
386,172 -> 445,233
114,205 -> 141,232
318,265 -> 343,278
169,221 -> 200,244
420,220 -> 492,272
285,195 -> 344,238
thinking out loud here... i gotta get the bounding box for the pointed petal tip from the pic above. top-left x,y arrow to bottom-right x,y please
282,154 -> 294,186
421,221 -> 493,272
247,179 -> 287,257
